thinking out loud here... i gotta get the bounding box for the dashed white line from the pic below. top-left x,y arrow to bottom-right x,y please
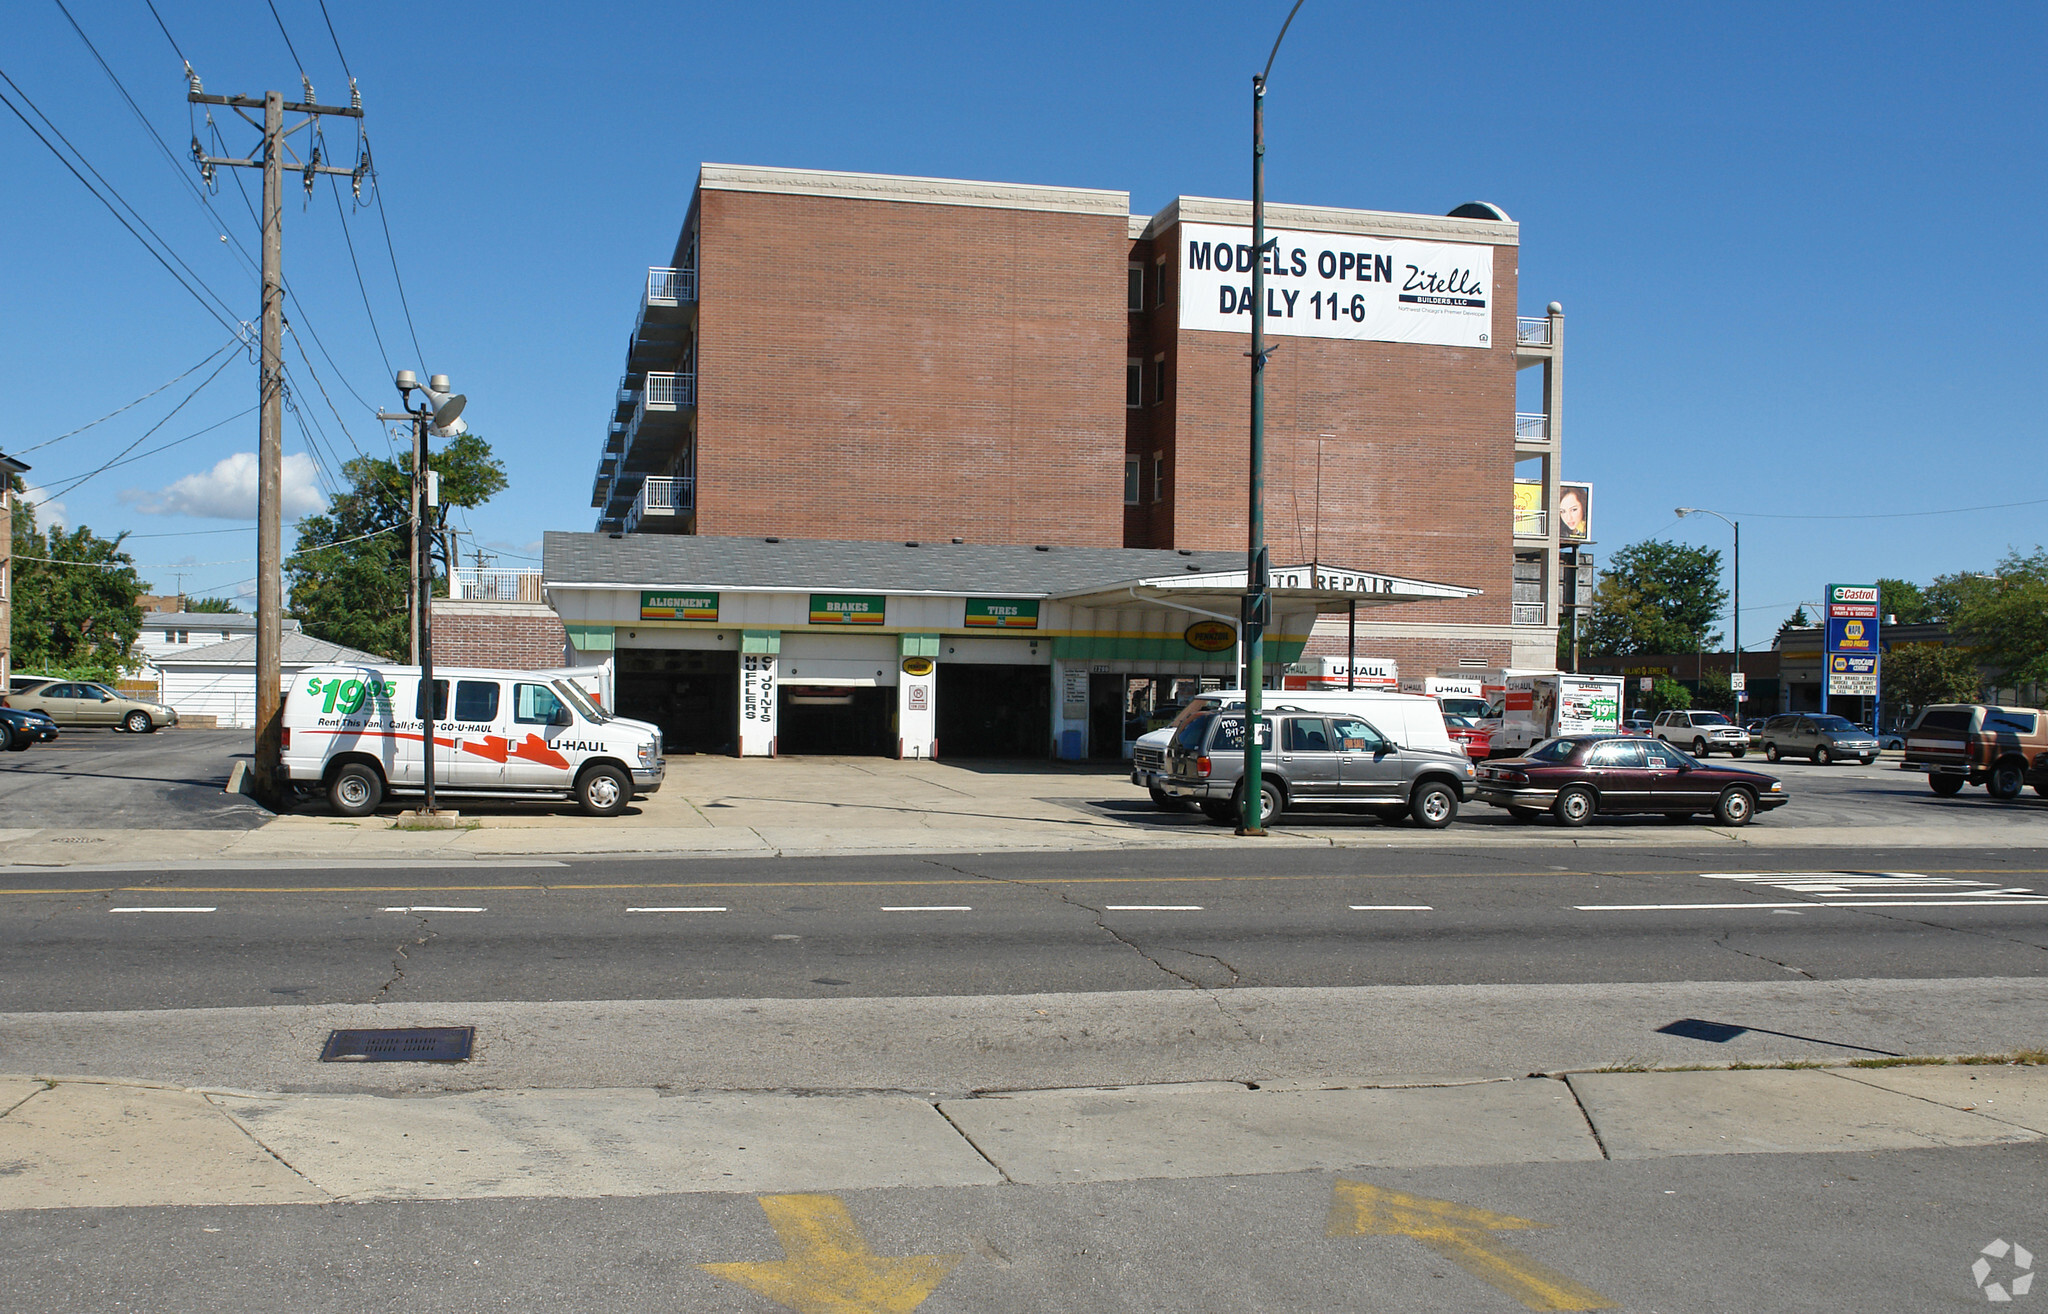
109,907 -> 215,913
383,906 -> 486,913
1578,902 -> 1812,911
628,906 -> 727,913
1104,904 -> 1204,911
882,905 -> 973,912
1349,905 -> 1433,911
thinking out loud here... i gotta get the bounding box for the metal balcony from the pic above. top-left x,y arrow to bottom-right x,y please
1513,509 -> 1548,539
624,475 -> 694,533
605,420 -> 627,454
1511,603 -> 1548,626
646,266 -> 696,306
614,376 -> 640,423
1515,413 -> 1549,444
630,266 -> 697,372
449,568 -> 546,604
1516,317 -> 1552,347
642,371 -> 694,411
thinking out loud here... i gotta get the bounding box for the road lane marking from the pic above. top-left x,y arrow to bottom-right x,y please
108,906 -> 215,913
882,905 -> 973,912
1578,902 -> 1812,911
1350,904 -> 1433,911
627,906 -> 727,913
700,1193 -> 962,1312
382,905 -> 486,913
1104,904 -> 1203,911
1694,870 -> 2048,908
1326,1179 -> 1616,1311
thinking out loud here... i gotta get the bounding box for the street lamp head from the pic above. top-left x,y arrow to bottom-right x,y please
1675,507 -> 1695,517
394,369 -> 419,394
428,375 -> 451,393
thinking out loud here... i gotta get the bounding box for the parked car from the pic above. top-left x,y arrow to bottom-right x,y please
1744,718 -> 1767,737
1443,713 -> 1492,761
1653,709 -> 1750,758
1474,734 -> 1788,827
0,705 -> 60,751
1756,713 -> 1880,765
1619,716 -> 1656,737
1898,703 -> 2048,799
6,679 -> 178,733
1160,708 -> 1474,829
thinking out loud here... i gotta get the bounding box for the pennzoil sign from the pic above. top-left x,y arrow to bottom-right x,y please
1184,620 -> 1236,653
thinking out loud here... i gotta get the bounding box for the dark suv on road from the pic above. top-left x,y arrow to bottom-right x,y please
1161,709 -> 1474,829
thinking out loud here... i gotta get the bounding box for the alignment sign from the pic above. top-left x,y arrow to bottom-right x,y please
1178,221 -> 1495,348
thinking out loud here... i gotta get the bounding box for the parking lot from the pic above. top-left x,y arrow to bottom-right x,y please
0,728 -> 270,831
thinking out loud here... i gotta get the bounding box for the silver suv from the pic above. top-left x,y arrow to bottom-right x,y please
1758,713 -> 1880,765
1160,709 -> 1474,829
1653,710 -> 1748,758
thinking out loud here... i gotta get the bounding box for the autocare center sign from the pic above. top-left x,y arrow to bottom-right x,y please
1826,583 -> 1880,697
1178,222 -> 1495,349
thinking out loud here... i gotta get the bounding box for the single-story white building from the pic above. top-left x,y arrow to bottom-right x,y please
152,632 -> 384,729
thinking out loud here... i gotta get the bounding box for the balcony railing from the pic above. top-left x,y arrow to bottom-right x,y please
1512,603 -> 1547,626
1513,509 -> 1548,538
1516,317 -> 1552,346
646,266 -> 697,305
616,376 -> 636,406
1515,413 -> 1549,443
643,371 -> 695,410
449,568 -> 545,604
625,475 -> 694,532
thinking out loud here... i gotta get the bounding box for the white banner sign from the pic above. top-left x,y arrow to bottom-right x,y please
1178,222 -> 1495,348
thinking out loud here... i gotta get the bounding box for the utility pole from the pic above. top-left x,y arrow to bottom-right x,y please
189,74 -> 364,807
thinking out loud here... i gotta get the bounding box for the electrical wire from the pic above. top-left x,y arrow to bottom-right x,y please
263,0 -> 311,84
33,350 -> 246,504
286,330 -> 366,459
140,0 -> 187,62
1726,497 -> 2048,522
17,523 -> 403,571
0,67 -> 243,336
15,336 -> 244,454
329,175 -> 397,384
315,0 -> 354,79
49,405 -> 257,484
367,157 -> 428,370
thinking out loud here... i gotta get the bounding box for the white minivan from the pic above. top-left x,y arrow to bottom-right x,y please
283,663 -> 664,817
1131,688 -> 1457,809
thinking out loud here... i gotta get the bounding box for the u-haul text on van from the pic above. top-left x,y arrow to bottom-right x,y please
1177,222 -> 1495,349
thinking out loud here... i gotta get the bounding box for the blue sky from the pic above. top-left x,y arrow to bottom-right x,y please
2,1 -> 2043,647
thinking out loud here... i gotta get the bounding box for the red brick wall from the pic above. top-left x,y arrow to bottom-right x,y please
695,190 -> 1130,546
1299,627 -> 1512,676
1152,222 -> 1518,628
431,605 -> 567,670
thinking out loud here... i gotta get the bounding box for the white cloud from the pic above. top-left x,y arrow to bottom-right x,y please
18,484 -> 67,532
128,452 -> 326,521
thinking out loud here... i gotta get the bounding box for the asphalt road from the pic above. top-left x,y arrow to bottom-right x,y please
3,1145 -> 2039,1312
0,728 -> 267,830
4,846 -> 2044,1012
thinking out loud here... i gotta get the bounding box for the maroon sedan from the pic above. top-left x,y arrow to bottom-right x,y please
1473,734 -> 1788,827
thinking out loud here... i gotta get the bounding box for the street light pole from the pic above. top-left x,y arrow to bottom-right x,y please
1676,507 -> 1739,711
1240,0 -> 1305,839
382,371 -> 467,817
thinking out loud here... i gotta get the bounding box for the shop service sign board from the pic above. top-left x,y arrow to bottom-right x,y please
1178,222 -> 1494,349
965,598 -> 1039,629
1826,583 -> 1880,697
641,590 -> 718,621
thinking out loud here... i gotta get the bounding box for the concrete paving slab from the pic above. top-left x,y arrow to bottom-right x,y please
214,1087 -> 1002,1202
0,1080 -> 329,1210
1832,1064 -> 2048,1134
1568,1068 -> 2041,1159
940,1077 -> 1602,1185
0,1075 -> 45,1117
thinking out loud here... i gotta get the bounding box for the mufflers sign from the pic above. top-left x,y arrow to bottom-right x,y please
1178,222 -> 1495,349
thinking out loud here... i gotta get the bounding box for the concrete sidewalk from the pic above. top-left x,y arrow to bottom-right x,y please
2,1062 -> 2041,1211
1,753 -> 2037,868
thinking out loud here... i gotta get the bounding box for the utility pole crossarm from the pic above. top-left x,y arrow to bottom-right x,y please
188,92 -> 363,118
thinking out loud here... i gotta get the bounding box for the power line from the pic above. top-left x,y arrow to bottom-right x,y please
15,336 -> 244,454
329,175 -> 397,383
263,0 -> 311,84
0,67 -> 243,336
34,350 -> 246,503
50,404 -> 257,484
1726,496 -> 2048,522
140,0 -> 187,62
368,158 -> 428,369
315,0 -> 354,79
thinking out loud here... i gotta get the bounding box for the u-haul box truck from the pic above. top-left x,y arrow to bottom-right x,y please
283,663 -> 663,817
1484,673 -> 1624,757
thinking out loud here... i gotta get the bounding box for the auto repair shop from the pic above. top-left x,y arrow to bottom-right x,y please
542,531 -> 1479,760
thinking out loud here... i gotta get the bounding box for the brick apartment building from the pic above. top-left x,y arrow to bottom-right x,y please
555,165 -> 1576,757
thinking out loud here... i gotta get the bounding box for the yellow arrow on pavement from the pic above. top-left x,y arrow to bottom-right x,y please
1326,1179 -> 1617,1311
701,1193 -> 964,1314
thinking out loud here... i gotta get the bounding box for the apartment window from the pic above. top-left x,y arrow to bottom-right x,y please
1152,355 -> 1167,405
1124,456 -> 1140,506
1127,264 -> 1144,312
1155,256 -> 1170,307
1151,452 -> 1166,502
1126,359 -> 1143,408
176,630 -> 189,644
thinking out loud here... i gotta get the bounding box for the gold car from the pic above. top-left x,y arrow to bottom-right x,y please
7,680 -> 179,733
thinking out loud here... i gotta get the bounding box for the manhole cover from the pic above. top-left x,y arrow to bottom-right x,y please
320,1026 -> 474,1063
50,837 -> 103,845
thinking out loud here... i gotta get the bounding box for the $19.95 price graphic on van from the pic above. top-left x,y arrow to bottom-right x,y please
304,676 -> 398,716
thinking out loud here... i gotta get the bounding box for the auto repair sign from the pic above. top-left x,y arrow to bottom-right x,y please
1178,222 -> 1495,349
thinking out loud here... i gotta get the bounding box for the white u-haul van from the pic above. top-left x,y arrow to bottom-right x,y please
282,663 -> 663,817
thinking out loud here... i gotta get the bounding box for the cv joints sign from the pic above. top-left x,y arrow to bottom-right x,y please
1178,222 -> 1494,349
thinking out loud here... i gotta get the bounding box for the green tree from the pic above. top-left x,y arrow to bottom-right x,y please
1582,540 -> 1728,657
1774,604 -> 1814,645
1883,643 -> 1980,718
286,434 -> 507,660
8,479 -> 145,675
1950,548 -> 2048,689
1924,570 -> 1999,625
1639,675 -> 1693,714
186,596 -> 240,613
1875,578 -> 1935,626
1693,667 -> 1735,715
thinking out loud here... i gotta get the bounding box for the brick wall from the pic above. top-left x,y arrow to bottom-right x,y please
1143,223 -> 1518,630
431,602 -> 567,670
694,189 -> 1130,547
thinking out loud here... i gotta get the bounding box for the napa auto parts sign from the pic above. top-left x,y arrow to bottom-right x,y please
1178,222 -> 1495,348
